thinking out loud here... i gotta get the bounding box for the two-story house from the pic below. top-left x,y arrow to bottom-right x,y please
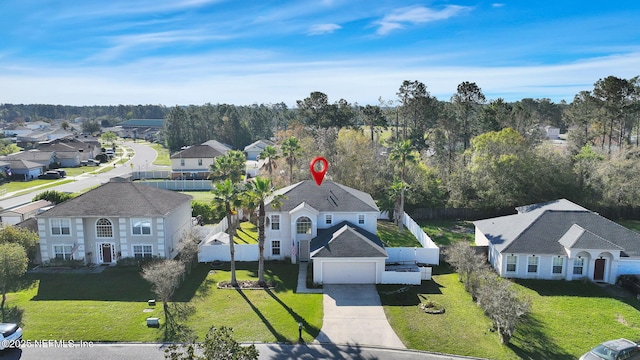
36,178 -> 192,265
264,180 -> 388,284
170,141 -> 231,179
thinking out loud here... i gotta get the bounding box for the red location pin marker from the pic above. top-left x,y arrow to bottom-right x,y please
309,156 -> 328,186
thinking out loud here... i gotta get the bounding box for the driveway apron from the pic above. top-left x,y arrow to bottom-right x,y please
315,284 -> 406,349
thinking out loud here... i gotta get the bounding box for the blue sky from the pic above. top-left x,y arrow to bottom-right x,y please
0,1 -> 638,106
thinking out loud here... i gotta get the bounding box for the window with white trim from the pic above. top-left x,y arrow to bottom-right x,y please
573,258 -> 584,275
271,215 -> 280,230
51,219 -> 71,236
96,218 -> 113,238
198,158 -> 203,166
271,240 -> 280,256
357,214 -> 365,225
133,244 -> 153,259
552,257 -> 564,274
296,217 -> 312,234
527,256 -> 539,273
325,214 -> 332,225
132,218 -> 152,235
506,255 -> 517,273
180,159 -> 185,166
53,244 -> 73,260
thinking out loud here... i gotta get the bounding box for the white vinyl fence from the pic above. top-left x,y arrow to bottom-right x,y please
198,243 -> 259,262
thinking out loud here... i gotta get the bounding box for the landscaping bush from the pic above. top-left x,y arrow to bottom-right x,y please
42,259 -> 84,268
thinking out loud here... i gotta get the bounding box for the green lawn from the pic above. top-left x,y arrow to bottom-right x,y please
377,219 -> 422,247
419,220 -> 475,245
5,262 -> 322,343
180,191 -> 214,203
617,220 -> 640,233
381,266 -> 640,359
149,142 -> 171,166
235,221 -> 258,244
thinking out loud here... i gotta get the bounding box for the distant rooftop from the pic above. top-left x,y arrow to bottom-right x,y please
120,119 -> 164,128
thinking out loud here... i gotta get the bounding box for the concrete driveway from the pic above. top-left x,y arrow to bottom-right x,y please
314,284 -> 406,349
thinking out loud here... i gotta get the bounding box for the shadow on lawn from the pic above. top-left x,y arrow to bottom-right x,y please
515,279 -> 616,298
235,288 -> 288,343
509,314 -> 574,360
378,279 -> 444,307
265,288 -> 320,339
161,302 -> 196,342
29,264 -> 211,302
1,306 -> 24,325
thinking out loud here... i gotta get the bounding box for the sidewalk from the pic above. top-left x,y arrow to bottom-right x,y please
296,261 -> 322,294
0,146 -> 132,201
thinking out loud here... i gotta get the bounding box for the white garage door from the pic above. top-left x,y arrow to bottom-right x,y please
322,262 -> 376,284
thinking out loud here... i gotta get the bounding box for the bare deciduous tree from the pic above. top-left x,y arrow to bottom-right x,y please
177,229 -> 202,274
476,274 -> 530,344
141,259 -> 185,319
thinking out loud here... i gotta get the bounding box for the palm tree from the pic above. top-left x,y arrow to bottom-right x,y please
281,137 -> 301,185
210,150 -> 246,183
211,179 -> 243,286
244,177 -> 284,286
389,139 -> 417,231
257,145 -> 280,178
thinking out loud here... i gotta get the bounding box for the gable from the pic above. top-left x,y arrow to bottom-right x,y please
311,222 -> 387,258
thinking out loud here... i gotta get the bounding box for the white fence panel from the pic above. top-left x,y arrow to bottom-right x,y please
198,244 -> 259,262
402,212 -> 438,249
137,180 -> 212,191
386,247 -> 439,265
381,271 -> 421,285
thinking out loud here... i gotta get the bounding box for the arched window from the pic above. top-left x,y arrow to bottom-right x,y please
96,218 -> 113,238
296,216 -> 312,235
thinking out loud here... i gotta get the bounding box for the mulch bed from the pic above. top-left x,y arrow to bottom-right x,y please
217,280 -> 277,290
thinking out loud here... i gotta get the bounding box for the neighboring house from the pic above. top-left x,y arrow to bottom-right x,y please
120,119 -> 164,141
202,140 -> 232,154
544,125 -> 560,140
36,178 -> 192,265
0,200 -> 53,225
244,140 -> 275,161
1,159 -> 45,180
170,145 -> 224,180
36,142 -> 82,167
474,199 -> 640,284
264,180 -> 384,284
39,138 -> 100,162
170,141 -> 231,179
2,125 -> 32,137
2,150 -> 56,168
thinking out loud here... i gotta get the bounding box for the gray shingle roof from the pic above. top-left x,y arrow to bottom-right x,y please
38,182 -> 192,218
475,208 -> 640,256
267,180 -> 378,213
171,145 -> 225,159
311,221 -> 387,258
558,224 -> 623,251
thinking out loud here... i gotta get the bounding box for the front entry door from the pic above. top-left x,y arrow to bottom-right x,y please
594,258 -> 606,281
299,240 -> 310,262
100,243 -> 113,263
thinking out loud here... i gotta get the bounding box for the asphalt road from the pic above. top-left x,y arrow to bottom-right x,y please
0,343 -> 483,360
0,141 -> 167,210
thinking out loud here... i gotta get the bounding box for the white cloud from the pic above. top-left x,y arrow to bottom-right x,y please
492,3 -> 505,8
375,5 -> 472,35
308,23 -> 342,35
1,51 -> 638,106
